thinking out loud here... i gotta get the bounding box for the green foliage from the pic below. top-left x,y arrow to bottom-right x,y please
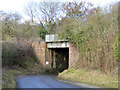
1,12 -> 21,40
1,11 -> 41,41
113,36 -> 119,61
33,56 -> 39,64
39,23 -> 46,40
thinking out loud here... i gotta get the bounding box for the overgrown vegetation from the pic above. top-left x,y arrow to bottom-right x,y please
2,40 -> 42,67
57,67 -> 118,88
2,40 -> 45,88
113,36 -> 119,61
1,1 -> 119,88
56,3 -> 118,74
2,70 -> 21,88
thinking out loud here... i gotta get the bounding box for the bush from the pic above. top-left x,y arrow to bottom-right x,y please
2,40 -> 36,69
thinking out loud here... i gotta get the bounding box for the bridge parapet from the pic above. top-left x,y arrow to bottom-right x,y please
47,42 -> 69,48
45,34 -> 67,42
45,35 -> 69,48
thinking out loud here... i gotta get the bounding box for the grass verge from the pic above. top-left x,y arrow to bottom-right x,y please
2,62 -> 46,88
2,70 -> 21,88
57,67 -> 118,88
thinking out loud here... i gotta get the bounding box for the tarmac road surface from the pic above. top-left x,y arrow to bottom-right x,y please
16,75 -> 83,88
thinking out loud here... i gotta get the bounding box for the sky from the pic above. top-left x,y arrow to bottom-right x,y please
0,0 -> 119,21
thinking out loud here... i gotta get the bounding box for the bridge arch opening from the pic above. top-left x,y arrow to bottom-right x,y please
48,48 -> 69,72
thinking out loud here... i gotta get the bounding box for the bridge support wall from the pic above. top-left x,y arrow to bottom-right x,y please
32,42 -> 46,67
32,42 -> 80,69
69,43 -> 80,67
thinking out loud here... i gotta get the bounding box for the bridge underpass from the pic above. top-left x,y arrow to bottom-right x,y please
32,35 -> 79,72
48,48 -> 69,72
46,35 -> 69,72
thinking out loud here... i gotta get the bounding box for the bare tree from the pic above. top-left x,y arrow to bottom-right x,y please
24,1 -> 63,34
37,2 -> 62,24
62,1 -> 98,19
24,1 -> 37,24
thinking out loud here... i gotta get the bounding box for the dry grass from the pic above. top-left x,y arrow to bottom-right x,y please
2,70 -> 21,88
57,67 -> 118,88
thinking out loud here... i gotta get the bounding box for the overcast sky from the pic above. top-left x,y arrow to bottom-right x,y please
0,0 -> 119,21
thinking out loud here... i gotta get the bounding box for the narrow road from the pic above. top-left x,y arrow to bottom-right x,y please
16,75 -> 83,88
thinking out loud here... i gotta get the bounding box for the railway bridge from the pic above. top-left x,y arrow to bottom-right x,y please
32,35 -> 80,72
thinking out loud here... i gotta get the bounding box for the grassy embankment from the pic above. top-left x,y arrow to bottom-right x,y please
2,60 -> 46,88
2,70 -> 21,88
57,67 -> 118,88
